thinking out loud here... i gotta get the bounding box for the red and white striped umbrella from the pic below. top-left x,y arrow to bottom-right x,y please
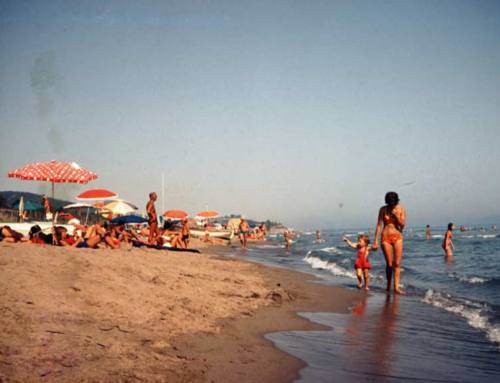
8,160 -> 97,184
7,160 -> 97,200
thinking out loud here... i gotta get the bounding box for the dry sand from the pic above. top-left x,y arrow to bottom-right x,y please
0,241 -> 361,382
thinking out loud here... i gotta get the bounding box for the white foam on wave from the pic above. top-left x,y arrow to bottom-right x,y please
319,246 -> 342,254
257,244 -> 285,249
464,276 -> 488,284
431,234 -> 444,239
423,290 -> 500,347
304,254 -> 357,279
478,234 -> 496,239
448,273 -> 489,284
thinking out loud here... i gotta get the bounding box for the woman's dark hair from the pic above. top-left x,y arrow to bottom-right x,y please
385,191 -> 399,206
29,225 -> 42,240
448,222 -> 454,230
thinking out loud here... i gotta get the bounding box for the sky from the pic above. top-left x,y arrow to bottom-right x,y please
1,0 -> 499,229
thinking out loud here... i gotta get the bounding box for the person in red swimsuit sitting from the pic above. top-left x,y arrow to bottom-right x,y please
373,191 -> 406,294
343,234 -> 373,290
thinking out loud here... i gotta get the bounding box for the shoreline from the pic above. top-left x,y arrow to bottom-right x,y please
0,241 -> 362,382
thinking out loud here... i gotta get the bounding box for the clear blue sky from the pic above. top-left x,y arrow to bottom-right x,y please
1,0 -> 499,229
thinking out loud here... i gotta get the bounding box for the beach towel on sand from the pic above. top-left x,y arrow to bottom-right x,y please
132,240 -> 201,253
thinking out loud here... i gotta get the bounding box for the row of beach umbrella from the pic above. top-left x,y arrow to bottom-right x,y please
7,160 -> 220,222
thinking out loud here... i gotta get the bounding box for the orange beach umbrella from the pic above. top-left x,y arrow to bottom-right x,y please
76,188 -> 118,201
196,210 -> 219,219
163,209 -> 189,220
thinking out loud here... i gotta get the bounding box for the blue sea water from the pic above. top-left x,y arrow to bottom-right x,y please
229,227 -> 500,382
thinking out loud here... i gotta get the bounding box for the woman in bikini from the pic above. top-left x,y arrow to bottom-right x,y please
373,192 -> 406,294
442,222 -> 454,258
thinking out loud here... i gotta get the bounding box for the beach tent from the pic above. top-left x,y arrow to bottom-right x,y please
12,199 -> 43,211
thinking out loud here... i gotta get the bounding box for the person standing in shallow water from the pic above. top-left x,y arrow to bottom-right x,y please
442,223 -> 454,258
373,192 -> 406,294
238,217 -> 250,249
425,225 -> 431,240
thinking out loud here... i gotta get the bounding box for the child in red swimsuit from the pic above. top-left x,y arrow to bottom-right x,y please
343,234 -> 373,290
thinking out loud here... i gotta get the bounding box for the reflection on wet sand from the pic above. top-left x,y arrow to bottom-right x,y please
344,294 -> 400,380
372,294 -> 400,379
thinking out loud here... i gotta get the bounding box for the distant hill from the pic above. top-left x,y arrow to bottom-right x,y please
0,191 -> 71,210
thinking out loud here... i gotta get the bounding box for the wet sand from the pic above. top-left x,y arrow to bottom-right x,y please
0,241 -> 361,382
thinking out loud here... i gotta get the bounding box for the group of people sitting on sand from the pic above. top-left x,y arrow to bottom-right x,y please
1,191 -> 271,251
0,219 -> 192,250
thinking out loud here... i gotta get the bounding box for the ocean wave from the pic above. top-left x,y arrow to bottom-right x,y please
431,234 -> 444,239
256,244 -> 285,249
448,273 -> 490,284
319,246 -> 342,254
478,234 -> 497,239
423,290 -> 500,347
304,254 -> 357,279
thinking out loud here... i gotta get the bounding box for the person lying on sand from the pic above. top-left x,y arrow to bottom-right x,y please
29,225 -> 53,244
67,224 -> 119,249
0,226 -> 28,243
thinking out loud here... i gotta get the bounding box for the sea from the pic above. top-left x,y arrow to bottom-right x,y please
227,226 -> 500,382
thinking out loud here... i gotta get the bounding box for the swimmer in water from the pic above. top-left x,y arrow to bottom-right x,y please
425,225 -> 431,240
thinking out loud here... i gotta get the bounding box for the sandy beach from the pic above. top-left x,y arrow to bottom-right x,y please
0,241 -> 361,382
